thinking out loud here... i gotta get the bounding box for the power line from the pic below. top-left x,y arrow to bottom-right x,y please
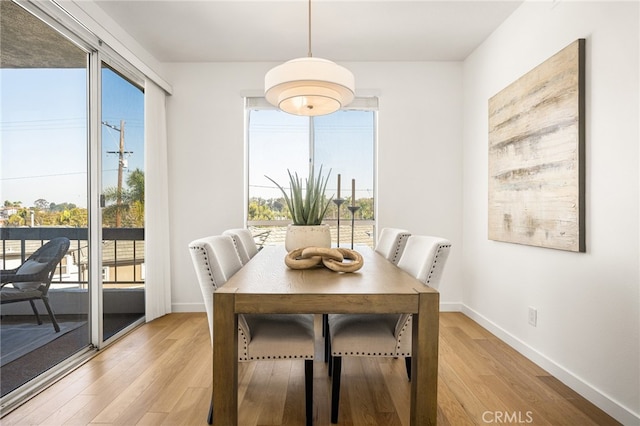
0,171 -> 87,181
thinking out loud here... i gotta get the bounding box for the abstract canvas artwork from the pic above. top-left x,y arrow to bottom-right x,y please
488,39 -> 585,252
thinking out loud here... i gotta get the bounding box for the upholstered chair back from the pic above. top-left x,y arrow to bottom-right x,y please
223,228 -> 259,265
188,235 -> 243,343
397,235 -> 451,288
374,228 -> 411,264
394,235 -> 452,353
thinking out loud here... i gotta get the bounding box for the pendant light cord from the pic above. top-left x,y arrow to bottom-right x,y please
307,0 -> 312,57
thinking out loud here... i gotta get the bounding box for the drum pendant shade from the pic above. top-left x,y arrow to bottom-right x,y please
265,57 -> 355,116
264,0 -> 355,116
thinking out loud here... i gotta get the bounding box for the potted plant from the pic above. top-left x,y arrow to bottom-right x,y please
266,165 -> 333,251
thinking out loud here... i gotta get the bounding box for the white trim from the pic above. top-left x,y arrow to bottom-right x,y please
172,303 -> 206,313
461,305 -> 640,426
440,302 -> 463,312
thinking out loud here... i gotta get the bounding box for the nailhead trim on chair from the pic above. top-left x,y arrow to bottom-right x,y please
239,326 -> 313,360
391,232 -> 411,264
189,246 -> 220,287
332,351 -> 394,356
192,245 -> 313,362
239,328 -> 249,359
396,314 -> 412,356
246,355 -> 314,360
394,242 -> 452,356
426,243 -> 452,284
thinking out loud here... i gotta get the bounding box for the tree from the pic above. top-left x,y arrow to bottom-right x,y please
249,200 -> 275,221
103,168 -> 145,227
56,208 -> 87,227
49,202 -> 77,212
34,199 -> 50,210
6,207 -> 30,226
127,169 -> 144,203
358,197 -> 375,220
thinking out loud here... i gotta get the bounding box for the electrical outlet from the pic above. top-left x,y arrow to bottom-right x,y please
528,307 -> 537,327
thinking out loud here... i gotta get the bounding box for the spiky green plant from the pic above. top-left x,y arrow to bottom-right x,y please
266,166 -> 333,225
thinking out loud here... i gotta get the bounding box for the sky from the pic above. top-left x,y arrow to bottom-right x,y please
1,66 -> 371,211
248,109 -> 375,202
0,67 -> 144,209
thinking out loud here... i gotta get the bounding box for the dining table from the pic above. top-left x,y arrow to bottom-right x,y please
212,244 -> 440,425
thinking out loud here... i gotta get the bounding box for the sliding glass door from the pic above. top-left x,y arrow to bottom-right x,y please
0,0 -> 146,407
100,63 -> 145,342
0,0 -> 91,399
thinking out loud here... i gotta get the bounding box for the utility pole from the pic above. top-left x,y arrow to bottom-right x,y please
104,119 -> 133,227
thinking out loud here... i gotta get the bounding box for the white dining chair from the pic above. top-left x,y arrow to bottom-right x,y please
327,235 -> 451,423
223,228 -> 259,265
189,235 -> 315,425
323,227 -> 411,362
374,227 -> 411,264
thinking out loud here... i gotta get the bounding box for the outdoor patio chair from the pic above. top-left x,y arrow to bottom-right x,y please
0,237 -> 71,333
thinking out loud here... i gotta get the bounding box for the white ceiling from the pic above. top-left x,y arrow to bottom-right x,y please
93,0 -> 523,63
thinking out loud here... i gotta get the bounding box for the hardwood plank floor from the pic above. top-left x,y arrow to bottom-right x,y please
1,312 -> 620,425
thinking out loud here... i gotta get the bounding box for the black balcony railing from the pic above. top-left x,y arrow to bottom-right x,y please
0,227 -> 145,287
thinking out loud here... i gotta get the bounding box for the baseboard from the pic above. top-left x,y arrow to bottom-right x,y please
440,302 -> 463,312
460,304 -> 640,426
171,302 -> 205,313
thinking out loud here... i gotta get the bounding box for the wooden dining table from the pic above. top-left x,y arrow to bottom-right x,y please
212,245 -> 439,425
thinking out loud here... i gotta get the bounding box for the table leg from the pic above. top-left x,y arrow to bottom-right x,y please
213,290 -> 238,425
411,291 -> 439,425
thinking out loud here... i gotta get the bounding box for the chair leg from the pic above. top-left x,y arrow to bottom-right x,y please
322,313 -> 327,336
207,397 -> 213,425
327,337 -> 333,377
304,359 -> 313,426
405,356 -> 411,381
326,325 -> 333,376
41,297 -> 60,332
323,314 -> 329,363
28,300 -> 43,325
330,356 -> 342,424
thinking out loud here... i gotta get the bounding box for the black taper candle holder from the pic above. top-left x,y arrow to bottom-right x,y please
332,199 -> 345,247
347,206 -> 360,249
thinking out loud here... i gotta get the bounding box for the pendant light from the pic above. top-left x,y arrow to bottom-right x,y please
264,0 -> 355,116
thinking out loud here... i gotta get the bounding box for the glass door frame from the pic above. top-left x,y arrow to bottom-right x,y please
97,57 -> 147,347
9,0 -> 147,350
1,1 -> 148,414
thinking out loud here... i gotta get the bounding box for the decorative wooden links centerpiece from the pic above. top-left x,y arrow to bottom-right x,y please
285,247 -> 364,273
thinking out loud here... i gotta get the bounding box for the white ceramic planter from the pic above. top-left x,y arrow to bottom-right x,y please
285,224 -> 331,251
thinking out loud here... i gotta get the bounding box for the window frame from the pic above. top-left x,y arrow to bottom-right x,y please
244,97 -> 378,244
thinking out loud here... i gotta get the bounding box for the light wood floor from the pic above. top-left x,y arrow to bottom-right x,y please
2,312 -> 619,425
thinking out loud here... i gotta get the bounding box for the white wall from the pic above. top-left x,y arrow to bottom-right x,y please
164,61 -> 465,312
462,1 -> 639,424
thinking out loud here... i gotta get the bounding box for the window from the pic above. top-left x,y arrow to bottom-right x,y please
246,97 -> 377,247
